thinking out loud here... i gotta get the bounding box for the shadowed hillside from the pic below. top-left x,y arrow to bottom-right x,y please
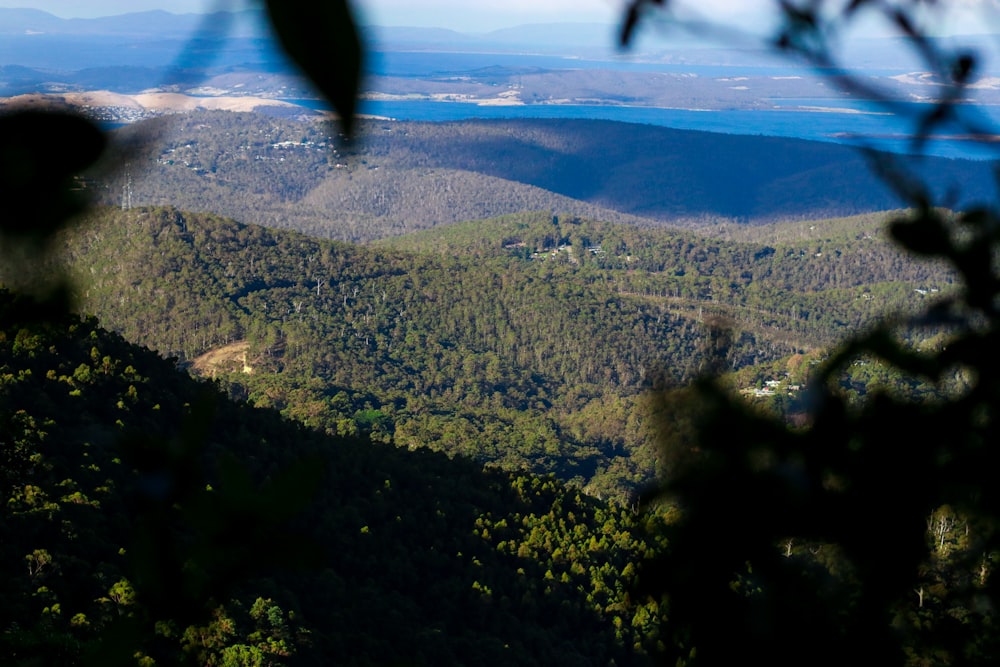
0,288 -> 669,665
92,112 -> 997,242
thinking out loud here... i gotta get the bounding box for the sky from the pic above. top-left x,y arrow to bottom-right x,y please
2,0 -> 999,36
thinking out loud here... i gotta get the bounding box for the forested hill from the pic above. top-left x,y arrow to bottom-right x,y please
92,111 -> 997,242
29,205 -> 953,498
0,288 -> 670,665
344,119 -> 995,221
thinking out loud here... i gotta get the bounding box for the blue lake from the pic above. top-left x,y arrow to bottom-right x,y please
338,98 -> 1000,160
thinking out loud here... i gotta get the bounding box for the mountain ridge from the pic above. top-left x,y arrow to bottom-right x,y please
0,7 -> 262,37
91,112 -> 1000,242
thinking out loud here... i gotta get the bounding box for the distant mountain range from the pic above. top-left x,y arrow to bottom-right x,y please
0,8 -> 282,71
0,8 -> 654,52
3,7 -> 995,70
0,7 -> 265,38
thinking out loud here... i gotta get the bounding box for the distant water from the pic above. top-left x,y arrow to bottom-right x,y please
287,97 -> 1000,160
346,51 -> 1000,160
365,51 -> 906,79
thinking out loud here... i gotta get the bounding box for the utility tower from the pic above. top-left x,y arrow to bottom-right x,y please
121,164 -> 133,211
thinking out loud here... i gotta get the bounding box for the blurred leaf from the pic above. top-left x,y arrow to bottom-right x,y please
620,3 -> 642,47
952,52 -> 976,84
888,213 -> 951,257
0,110 -> 104,241
0,110 -> 103,316
619,0 -> 666,47
265,0 -> 363,135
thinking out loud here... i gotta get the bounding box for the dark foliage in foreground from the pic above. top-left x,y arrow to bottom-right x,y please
0,288 -> 669,665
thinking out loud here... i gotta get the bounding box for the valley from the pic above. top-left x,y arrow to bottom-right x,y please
2,5 -> 999,665
28,202 -> 952,501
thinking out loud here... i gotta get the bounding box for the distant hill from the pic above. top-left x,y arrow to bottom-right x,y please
93,111 -> 999,241
345,118 -> 996,221
0,8 -> 280,71
0,7 -> 265,38
0,8 -> 64,33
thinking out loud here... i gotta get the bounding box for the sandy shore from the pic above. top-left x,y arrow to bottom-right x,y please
0,90 -> 299,113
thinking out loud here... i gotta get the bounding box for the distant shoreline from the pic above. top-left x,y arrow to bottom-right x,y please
4,90 -> 998,160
